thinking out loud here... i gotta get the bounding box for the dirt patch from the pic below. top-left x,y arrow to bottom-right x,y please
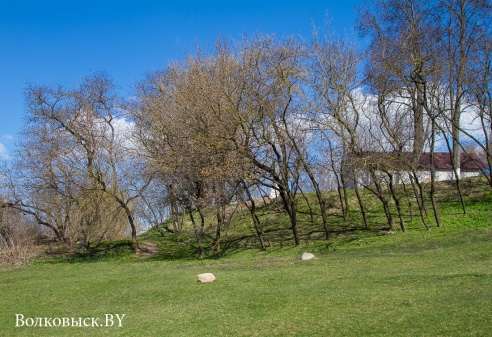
134,241 -> 161,258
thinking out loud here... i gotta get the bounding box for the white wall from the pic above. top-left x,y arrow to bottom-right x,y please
354,169 -> 482,187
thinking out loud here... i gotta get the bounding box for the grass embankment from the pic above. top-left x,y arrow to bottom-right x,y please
0,177 -> 491,336
136,176 -> 492,260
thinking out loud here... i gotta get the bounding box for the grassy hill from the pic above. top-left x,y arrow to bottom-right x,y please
0,177 -> 491,336
135,175 -> 492,261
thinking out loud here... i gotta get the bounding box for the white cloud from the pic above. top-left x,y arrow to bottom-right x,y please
113,116 -> 134,134
0,142 -> 8,159
2,134 -> 13,141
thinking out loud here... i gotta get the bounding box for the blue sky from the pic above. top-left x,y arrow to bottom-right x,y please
0,0 -> 362,158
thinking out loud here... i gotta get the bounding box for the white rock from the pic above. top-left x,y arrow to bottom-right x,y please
197,273 -> 216,283
301,252 -> 315,260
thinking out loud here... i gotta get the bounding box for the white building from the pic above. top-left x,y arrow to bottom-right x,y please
353,152 -> 487,187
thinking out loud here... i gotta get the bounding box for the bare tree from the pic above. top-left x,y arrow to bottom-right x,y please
437,0 -> 492,178
308,30 -> 369,229
4,72 -> 149,251
358,0 -> 440,157
131,48 -> 249,256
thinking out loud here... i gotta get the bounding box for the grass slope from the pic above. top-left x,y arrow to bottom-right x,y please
1,228 -> 491,336
0,177 -> 491,336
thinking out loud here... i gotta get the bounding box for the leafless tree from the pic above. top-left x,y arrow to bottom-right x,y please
307,30 -> 369,229
2,73 -> 149,252
358,0 -> 440,156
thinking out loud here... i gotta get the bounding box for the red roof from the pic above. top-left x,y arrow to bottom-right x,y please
418,152 -> 487,171
354,152 -> 487,171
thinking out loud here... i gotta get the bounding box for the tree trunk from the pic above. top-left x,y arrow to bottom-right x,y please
279,189 -> 300,246
189,206 -> 205,259
213,204 -> 226,254
429,121 -> 442,227
386,171 -> 406,232
413,88 -> 425,155
401,182 -> 414,220
442,129 -> 467,214
409,173 -> 431,230
351,168 -> 368,229
242,182 -> 267,249
339,171 -> 350,222
371,171 -> 396,230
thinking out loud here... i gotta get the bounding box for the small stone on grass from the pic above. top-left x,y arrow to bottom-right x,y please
301,252 -> 315,260
197,273 -> 216,282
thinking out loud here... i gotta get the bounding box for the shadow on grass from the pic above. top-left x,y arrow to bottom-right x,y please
34,177 -> 492,264
37,240 -> 135,264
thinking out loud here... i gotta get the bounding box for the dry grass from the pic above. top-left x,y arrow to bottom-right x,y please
0,232 -> 40,265
0,209 -> 44,265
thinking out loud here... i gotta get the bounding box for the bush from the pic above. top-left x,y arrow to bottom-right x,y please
0,208 -> 42,265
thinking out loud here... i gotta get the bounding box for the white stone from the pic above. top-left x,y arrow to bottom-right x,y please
197,273 -> 216,283
301,252 -> 315,260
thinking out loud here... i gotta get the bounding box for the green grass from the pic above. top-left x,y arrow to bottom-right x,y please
131,176 -> 492,261
1,177 -> 491,336
1,226 -> 491,336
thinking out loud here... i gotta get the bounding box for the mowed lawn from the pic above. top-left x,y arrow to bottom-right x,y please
1,227 -> 491,337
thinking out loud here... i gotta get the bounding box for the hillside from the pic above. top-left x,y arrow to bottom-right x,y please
34,175 -> 490,263
1,177 -> 491,336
